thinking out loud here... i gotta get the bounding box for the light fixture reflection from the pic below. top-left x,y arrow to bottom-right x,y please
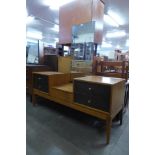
108,10 -> 124,25
44,0 -> 75,10
51,25 -> 59,32
101,41 -> 112,48
126,39 -> 129,47
26,31 -> 43,40
116,45 -> 120,49
26,16 -> 34,24
106,31 -> 126,38
104,14 -> 119,27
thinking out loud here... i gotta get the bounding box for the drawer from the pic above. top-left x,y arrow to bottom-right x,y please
74,92 -> 91,105
74,92 -> 110,112
91,95 -> 110,112
74,81 -> 94,95
33,74 -> 49,93
74,80 -> 111,95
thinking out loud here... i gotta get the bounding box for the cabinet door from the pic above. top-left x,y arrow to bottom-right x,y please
33,74 -> 49,93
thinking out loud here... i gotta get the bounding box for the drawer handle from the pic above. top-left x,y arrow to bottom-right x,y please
88,87 -> 92,91
38,77 -> 42,80
88,100 -> 91,103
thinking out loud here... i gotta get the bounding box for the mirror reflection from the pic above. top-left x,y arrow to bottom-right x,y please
72,21 -> 95,43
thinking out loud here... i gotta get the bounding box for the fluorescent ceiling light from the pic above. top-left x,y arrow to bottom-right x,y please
44,42 -> 56,47
26,9 -> 28,17
26,31 -> 43,40
106,30 -> 126,38
54,38 -> 59,42
51,25 -> 59,32
116,45 -> 120,49
44,0 -> 75,10
27,38 -> 38,43
104,14 -> 119,27
108,10 -> 124,25
101,41 -> 112,48
26,16 -> 34,24
126,39 -> 129,47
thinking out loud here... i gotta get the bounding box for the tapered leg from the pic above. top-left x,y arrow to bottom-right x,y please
106,117 -> 112,144
30,95 -> 32,102
119,109 -> 123,125
32,94 -> 37,106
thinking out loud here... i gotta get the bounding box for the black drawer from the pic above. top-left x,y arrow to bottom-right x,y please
33,74 -> 49,93
74,81 -> 93,95
74,81 -> 111,112
74,92 -> 110,112
74,80 -> 110,95
74,92 -> 91,105
91,95 -> 110,112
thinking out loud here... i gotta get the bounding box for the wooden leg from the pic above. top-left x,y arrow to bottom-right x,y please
30,95 -> 32,102
32,94 -> 37,106
106,117 -> 112,144
119,109 -> 123,125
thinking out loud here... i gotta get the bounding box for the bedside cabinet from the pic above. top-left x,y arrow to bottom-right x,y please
33,71 -> 70,95
33,74 -> 49,93
74,76 -> 125,118
26,64 -> 51,99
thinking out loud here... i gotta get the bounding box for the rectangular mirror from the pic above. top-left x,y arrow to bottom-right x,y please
72,21 -> 95,43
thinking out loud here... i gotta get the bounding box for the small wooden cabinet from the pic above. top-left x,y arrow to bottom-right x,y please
73,76 -> 125,119
33,74 -> 49,93
26,64 -> 50,96
33,71 -> 71,95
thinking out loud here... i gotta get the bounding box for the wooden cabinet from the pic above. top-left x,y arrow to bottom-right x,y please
26,64 -> 50,96
33,71 -> 70,95
32,74 -> 125,144
44,55 -> 58,71
33,74 -> 49,93
58,56 -> 72,73
73,76 -> 125,119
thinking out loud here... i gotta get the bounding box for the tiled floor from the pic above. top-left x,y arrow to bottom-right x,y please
26,96 -> 129,155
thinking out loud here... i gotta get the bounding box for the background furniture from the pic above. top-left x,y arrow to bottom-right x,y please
93,60 -> 129,81
92,59 -> 129,110
58,56 -> 73,73
44,55 -> 58,71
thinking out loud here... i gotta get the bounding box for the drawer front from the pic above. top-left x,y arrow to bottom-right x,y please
74,81 -> 93,95
33,74 -> 49,93
74,81 -> 111,112
91,95 -> 110,112
74,80 -> 110,94
74,92 -> 91,105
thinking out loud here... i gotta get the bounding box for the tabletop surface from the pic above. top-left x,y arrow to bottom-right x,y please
33,71 -> 64,75
53,83 -> 73,93
74,75 -> 125,85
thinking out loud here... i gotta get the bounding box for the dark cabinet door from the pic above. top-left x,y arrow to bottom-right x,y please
74,80 -> 111,112
33,74 -> 49,93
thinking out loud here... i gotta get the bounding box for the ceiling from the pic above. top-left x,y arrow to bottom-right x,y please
26,0 -> 129,52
